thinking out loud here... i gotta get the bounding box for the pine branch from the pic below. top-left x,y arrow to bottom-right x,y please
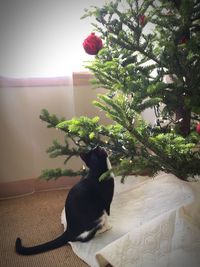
40,109 -> 65,130
40,168 -> 87,180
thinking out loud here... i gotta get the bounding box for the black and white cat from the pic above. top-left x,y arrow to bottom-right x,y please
15,146 -> 114,255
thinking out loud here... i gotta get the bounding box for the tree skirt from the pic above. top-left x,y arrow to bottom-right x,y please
61,173 -> 200,267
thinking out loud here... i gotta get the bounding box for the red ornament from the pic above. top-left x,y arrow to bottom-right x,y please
196,123 -> 200,134
83,33 -> 103,55
139,15 -> 146,26
179,35 -> 188,44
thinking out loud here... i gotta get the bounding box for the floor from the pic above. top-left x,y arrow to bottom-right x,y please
0,189 -> 89,267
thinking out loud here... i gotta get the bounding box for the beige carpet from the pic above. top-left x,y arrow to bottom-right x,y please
0,189 -> 89,267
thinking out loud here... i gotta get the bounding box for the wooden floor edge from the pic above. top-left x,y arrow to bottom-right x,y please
0,176 -> 80,200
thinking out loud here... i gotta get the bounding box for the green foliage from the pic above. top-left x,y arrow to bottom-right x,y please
149,132 -> 200,179
40,109 -> 65,128
40,0 -> 200,181
40,168 -> 87,181
82,0 -> 200,180
57,116 -> 101,145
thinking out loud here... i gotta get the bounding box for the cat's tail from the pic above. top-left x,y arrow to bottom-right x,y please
15,231 -> 74,255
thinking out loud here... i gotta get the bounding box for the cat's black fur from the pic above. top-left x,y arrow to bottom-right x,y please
15,146 -> 114,255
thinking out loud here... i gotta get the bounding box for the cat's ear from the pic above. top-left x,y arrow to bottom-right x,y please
94,146 -> 107,157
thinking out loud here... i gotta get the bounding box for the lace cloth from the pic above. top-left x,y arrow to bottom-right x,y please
61,173 -> 200,267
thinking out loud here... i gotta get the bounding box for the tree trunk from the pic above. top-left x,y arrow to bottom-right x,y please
175,106 -> 191,136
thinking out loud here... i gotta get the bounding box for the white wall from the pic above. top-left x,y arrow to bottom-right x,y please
0,0 -> 107,78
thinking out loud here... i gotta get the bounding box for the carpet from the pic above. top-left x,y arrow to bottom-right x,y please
0,189 -> 88,267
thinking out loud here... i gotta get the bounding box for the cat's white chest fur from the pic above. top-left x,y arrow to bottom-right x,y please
106,156 -> 115,178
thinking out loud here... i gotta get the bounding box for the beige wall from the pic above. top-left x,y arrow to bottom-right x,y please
73,73 -> 111,124
0,84 -> 72,182
0,73 -> 110,184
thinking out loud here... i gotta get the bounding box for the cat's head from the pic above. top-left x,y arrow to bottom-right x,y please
80,146 -> 108,173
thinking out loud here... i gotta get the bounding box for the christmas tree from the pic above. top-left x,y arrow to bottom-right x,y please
40,0 -> 200,182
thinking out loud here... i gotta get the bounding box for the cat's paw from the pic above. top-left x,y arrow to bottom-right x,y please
106,224 -> 112,230
96,224 -> 112,235
61,208 -> 67,231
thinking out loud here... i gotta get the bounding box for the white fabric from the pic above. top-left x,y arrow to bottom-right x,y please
61,173 -> 200,267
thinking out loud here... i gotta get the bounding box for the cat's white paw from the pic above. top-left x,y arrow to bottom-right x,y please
61,208 -> 67,231
96,224 -> 112,235
106,224 -> 112,230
